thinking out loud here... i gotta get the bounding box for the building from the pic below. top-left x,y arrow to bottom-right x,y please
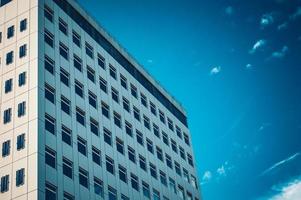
0,0 -> 201,199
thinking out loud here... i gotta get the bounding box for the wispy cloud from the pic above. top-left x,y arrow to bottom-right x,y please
260,152 -> 300,176
290,7 -> 301,20
270,46 -> 288,59
261,13 -> 274,28
249,39 -> 266,54
210,66 -> 221,75
246,63 -> 253,69
201,170 -> 212,185
217,165 -> 226,176
225,6 -> 234,15
277,22 -> 288,30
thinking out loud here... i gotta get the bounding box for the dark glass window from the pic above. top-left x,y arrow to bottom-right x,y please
94,177 -> 104,196
20,19 -> 27,32
149,163 -> 157,179
85,42 -> 94,58
175,162 -> 182,176
128,146 -> 136,163
59,42 -> 69,60
125,121 -> 133,137
133,107 -> 140,121
99,77 -> 107,93
45,55 -> 54,74
143,115 -> 150,129
62,125 -> 72,146
45,114 -> 55,134
159,110 -> 166,124
118,165 -> 127,183
6,51 -> 13,65
108,186 -> 117,200
141,93 -> 147,107
184,133 -> 190,146
79,167 -> 89,188
77,137 -> 87,156
76,107 -> 85,126
75,80 -> 84,97
179,146 -> 186,160
17,101 -> 26,117
171,140 -> 178,153
113,112 -> 121,128
111,87 -> 119,103
146,139 -> 154,154
139,155 -> 147,171
63,157 -> 73,179
120,75 -> 127,89
176,126 -> 182,139
106,156 -> 114,175
45,182 -> 56,200
101,102 -> 110,118
150,102 -> 157,116
45,146 -> 56,168
61,96 -> 70,115
103,128 -> 112,145
64,192 -> 74,200
44,29 -> 54,47
3,108 -> 12,124
109,65 -> 117,79
0,175 -> 9,193
73,54 -> 82,71
162,132 -> 169,146
130,84 -> 138,98
187,154 -> 194,167
88,91 -> 97,108
19,44 -> 27,58
2,140 -> 10,157
90,118 -> 99,136
72,31 -> 81,47
122,97 -> 130,113
166,154 -> 173,169
60,68 -> 70,86
142,181 -> 150,199
4,79 -> 12,93
17,134 -> 25,150
59,18 -> 68,35
92,147 -> 101,165
156,147 -> 163,161
136,130 -> 144,146
116,138 -> 124,154
160,171 -> 167,186
168,118 -> 174,131
45,83 -> 55,103
97,53 -> 105,69
153,123 -> 160,138
44,5 -> 54,22
18,72 -> 26,86
87,66 -> 95,82
7,25 -> 14,39
131,173 -> 139,191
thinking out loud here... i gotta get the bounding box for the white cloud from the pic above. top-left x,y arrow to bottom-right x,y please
246,63 -> 252,69
249,39 -> 266,54
277,22 -> 288,30
210,66 -> 221,75
225,6 -> 234,15
261,13 -> 274,28
290,7 -> 301,20
217,165 -> 226,176
271,46 -> 288,59
202,171 -> 212,183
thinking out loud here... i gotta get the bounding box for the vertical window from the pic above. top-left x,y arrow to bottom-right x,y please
92,147 -> 101,166
90,118 -> 99,136
120,75 -> 127,89
45,83 -> 55,103
178,185 -> 185,199
99,77 -> 107,93
175,161 -> 182,176
179,146 -> 186,160
44,29 -> 54,47
106,156 -> 115,175
77,137 -> 87,156
64,192 -> 74,200
166,154 -> 173,169
159,110 -> 166,124
45,55 -> 54,74
139,155 -> 147,171
94,177 -> 104,197
150,102 -> 157,116
187,192 -> 193,200
142,181 -> 150,199
153,123 -> 160,138
20,19 -> 27,32
88,91 -> 97,108
101,102 -> 110,118
18,72 -> 26,86
136,130 -> 144,146
128,146 -> 136,163
168,118 -> 174,131
4,79 -> 12,93
143,115 -> 150,129
141,93 -> 147,107
7,25 -> 14,39
122,97 -> 130,112
2,140 -> 10,157
87,66 -> 95,82
169,178 -> 177,194
45,146 -> 56,168
109,65 -> 117,79
146,139 -> 154,154
59,18 -> 68,35
73,54 -> 82,71
103,128 -> 112,145
184,133 -> 190,146
59,42 -> 69,60
97,53 -> 105,69
72,31 -> 81,47
162,132 -> 169,146
62,125 -> 72,146
116,138 -> 124,155
156,146 -> 163,161
45,182 -> 56,200
108,186 -> 117,200
176,126 -> 182,139
60,68 -> 70,86
133,106 -> 140,121
17,101 -> 26,117
191,175 -> 198,189
187,154 -> 194,167
85,42 -> 94,58
130,173 -> 139,191
153,189 -> 160,200
17,134 -> 25,150
0,32 -> 2,43
44,5 -> 54,22
118,165 -> 127,183
19,44 -> 27,58
61,96 -> 70,115
125,121 -> 133,137
16,168 -> 25,186
75,80 -> 84,98
79,167 -> 89,188
62,157 -> 73,179
183,168 -> 189,182
0,175 -> 9,193
3,108 -> 12,124
130,84 -> 138,98
171,140 -> 178,153
45,114 -> 55,134
113,112 -> 122,128
6,51 -> 14,65
160,171 -> 167,186
111,87 -> 119,103
149,163 -> 157,179
121,194 -> 129,200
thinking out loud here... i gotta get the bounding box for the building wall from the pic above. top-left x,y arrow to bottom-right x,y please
0,0 -> 39,200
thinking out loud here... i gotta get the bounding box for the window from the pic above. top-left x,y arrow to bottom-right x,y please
45,114 -> 55,134
184,133 -> 190,146
59,42 -> 69,60
149,163 -> 157,179
0,32 -> 2,43
3,108 -> 12,124
175,162 -> 182,176
106,156 -> 115,175
16,168 -> 25,187
150,102 -> 157,116
45,182 -> 56,200
88,91 -> 97,108
159,110 -> 165,124
72,31 -> 81,47
142,181 -> 150,199
79,167 -> 89,188
187,192 -> 193,200
153,189 -> 160,200
176,126 -> 182,139
17,101 -> 26,117
92,147 -> 101,165
187,154 -> 194,167
77,137 -> 87,156
18,72 -> 26,86
108,186 -> 117,200
141,93 -> 147,107
130,84 -> 137,98
120,75 -> 127,89
90,118 -> 99,136
125,121 -> 133,137
76,107 -> 85,126
183,168 -> 189,182
74,80 -> 84,98
131,173 -> 139,191
146,139 -> 154,154
180,147 -> 186,160
73,54 -> 82,71
63,157 -> 73,179
87,66 -> 95,82
133,106 -> 140,121
17,134 -> 25,150
60,68 -> 70,86
61,96 -> 70,115
99,77 -> 107,93
85,42 -> 94,58
7,25 -> 14,39
101,102 -> 110,118
139,155 -> 147,171
160,171 -> 167,186
166,154 -> 173,169
59,18 -> 68,35
45,55 -> 54,74
0,175 -> 9,193
19,44 -> 27,58
94,177 -> 104,197
64,192 -> 74,200
191,175 -> 198,189
121,194 -> 129,200
111,87 -> 119,103
136,130 -> 144,146
122,97 -> 130,112
45,83 -> 55,103
97,53 -> 105,69
109,65 -> 117,79
45,146 -> 56,168
4,79 -> 12,93
153,123 -> 160,138
44,29 -> 54,47
168,118 -> 174,131
103,128 -> 112,145
113,112 -> 122,128
143,115 -> 150,129
156,147 -> 163,161
162,132 -> 169,146
20,19 -> 28,32
2,140 -> 10,157
62,125 -> 72,146
118,165 -> 127,183
128,146 -> 136,163
6,51 -> 13,65
178,185 -> 185,199
169,178 -> 176,194
171,140 -> 178,153
44,5 -> 54,22
116,138 -> 124,154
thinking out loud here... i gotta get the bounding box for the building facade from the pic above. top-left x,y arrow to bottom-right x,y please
0,0 -> 201,200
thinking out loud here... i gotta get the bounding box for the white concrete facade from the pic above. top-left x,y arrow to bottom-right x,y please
0,0 -> 201,200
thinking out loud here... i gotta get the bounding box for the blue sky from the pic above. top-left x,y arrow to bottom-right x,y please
77,0 -> 301,199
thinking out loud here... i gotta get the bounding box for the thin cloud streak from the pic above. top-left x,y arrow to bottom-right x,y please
249,39 -> 266,54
